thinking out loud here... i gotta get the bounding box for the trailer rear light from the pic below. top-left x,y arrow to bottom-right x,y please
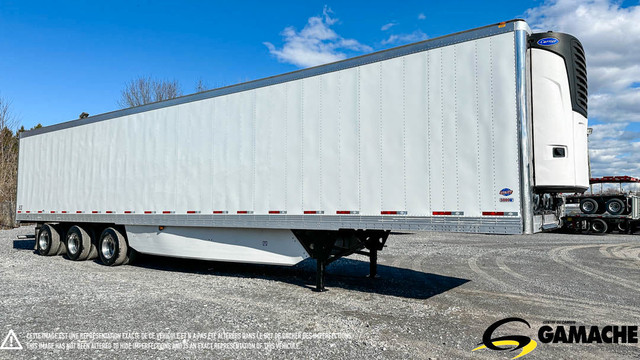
144,211 -> 155,214
237,211 -> 253,214
269,210 -> 286,214
304,211 -> 324,214
336,210 -> 359,214
186,211 -> 200,214
213,210 -> 228,214
124,210 -> 134,214
162,211 -> 175,214
381,211 -> 407,215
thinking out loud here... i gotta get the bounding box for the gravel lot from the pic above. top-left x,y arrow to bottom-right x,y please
1,225 -> 638,359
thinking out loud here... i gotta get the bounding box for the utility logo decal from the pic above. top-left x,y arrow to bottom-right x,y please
500,188 -> 513,197
537,37 -> 559,46
472,318 -> 537,359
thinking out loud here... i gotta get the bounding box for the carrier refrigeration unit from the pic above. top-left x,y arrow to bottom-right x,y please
16,20 -> 589,290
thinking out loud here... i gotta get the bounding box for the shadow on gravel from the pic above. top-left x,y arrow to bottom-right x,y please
12,239 -> 35,250
132,253 -> 468,299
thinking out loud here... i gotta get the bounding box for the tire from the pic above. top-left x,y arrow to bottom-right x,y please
617,221 -> 629,233
98,227 -> 129,266
605,198 -> 625,215
65,225 -> 96,261
580,198 -> 598,214
590,219 -> 608,234
37,224 -> 62,256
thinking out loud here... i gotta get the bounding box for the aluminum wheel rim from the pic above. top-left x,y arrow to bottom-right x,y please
609,202 -> 622,213
67,233 -> 79,254
101,235 -> 115,260
38,231 -> 50,251
583,201 -> 595,212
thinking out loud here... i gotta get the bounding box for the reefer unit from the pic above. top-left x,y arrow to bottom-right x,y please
16,20 -> 589,290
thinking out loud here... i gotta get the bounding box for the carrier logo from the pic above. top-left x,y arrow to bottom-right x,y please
537,37 -> 559,46
500,188 -> 513,196
472,318 -> 537,359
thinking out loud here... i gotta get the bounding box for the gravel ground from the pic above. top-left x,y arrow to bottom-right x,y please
0,225 -> 639,359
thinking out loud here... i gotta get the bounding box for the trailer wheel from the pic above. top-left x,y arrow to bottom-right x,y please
65,225 -> 96,261
590,219 -> 608,234
605,199 -> 625,215
617,221 -> 629,233
579,198 -> 598,214
98,227 -> 129,266
37,224 -> 62,256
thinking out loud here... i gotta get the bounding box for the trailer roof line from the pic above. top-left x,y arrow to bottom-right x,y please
20,19 -> 528,139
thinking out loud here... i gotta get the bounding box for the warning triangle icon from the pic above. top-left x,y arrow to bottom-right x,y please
0,330 -> 23,350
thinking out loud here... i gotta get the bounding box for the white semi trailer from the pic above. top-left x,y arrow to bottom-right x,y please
16,20 -> 589,290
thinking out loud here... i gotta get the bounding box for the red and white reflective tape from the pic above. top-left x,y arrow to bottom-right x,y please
124,210 -> 135,214
336,210 -> 359,214
237,210 -> 254,214
304,210 -> 324,214
213,210 -> 228,214
381,211 -> 407,215
61,211 -> 68,214
50,211 -> 56,214
186,211 -> 201,214
105,211 -> 114,214
482,211 -> 518,216
269,210 -> 287,214
76,211 -> 83,214
143,211 -> 156,214
432,211 -> 464,216
91,211 -> 100,214
162,211 -> 175,214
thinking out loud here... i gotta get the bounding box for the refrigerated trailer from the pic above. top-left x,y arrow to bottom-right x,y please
16,20 -> 590,290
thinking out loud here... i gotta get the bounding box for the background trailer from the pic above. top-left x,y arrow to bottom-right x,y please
16,20 -> 589,290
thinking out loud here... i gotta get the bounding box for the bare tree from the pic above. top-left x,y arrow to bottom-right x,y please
118,76 -> 183,108
0,96 -> 18,227
195,78 -> 209,93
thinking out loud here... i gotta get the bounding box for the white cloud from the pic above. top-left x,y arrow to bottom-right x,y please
587,123 -> 640,176
381,30 -> 428,45
526,0 -> 640,177
381,22 -> 397,31
418,13 -> 426,20
263,6 -> 372,68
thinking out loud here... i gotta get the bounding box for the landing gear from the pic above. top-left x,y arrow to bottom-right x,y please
293,230 -> 390,292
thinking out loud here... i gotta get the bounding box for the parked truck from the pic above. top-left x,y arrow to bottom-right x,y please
16,19 -> 590,290
564,176 -> 640,234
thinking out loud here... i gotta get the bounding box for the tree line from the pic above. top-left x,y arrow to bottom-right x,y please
0,76 -> 209,227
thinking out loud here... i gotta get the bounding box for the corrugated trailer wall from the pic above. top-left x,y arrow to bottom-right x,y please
17,32 -> 520,223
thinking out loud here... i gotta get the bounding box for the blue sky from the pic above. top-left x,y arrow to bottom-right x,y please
0,0 -> 538,128
1,0 -> 639,177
